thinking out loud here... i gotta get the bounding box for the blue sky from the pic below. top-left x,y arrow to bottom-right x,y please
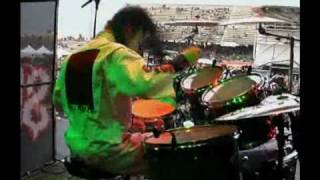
58,0 -> 300,38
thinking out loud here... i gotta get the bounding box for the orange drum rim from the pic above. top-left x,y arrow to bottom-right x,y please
132,99 -> 175,119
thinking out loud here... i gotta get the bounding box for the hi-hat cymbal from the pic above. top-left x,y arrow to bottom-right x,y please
215,93 -> 300,121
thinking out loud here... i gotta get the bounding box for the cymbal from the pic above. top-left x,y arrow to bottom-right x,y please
215,93 -> 300,121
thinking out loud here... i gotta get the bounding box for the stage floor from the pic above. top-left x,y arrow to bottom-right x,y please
22,160 -> 146,180
22,160 -> 300,180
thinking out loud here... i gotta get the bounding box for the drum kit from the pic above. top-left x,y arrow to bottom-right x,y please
132,60 -> 300,180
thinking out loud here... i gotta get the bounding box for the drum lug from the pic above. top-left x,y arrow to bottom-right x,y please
204,108 -> 210,116
241,156 -> 249,162
254,171 -> 260,176
233,131 -> 240,139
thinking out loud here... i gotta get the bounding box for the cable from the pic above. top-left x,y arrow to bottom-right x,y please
21,160 -> 63,179
21,169 -> 42,179
40,159 -> 67,175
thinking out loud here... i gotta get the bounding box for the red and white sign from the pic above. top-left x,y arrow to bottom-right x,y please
218,60 -> 252,68
21,63 -> 51,141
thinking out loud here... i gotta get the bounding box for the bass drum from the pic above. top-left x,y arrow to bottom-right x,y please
145,125 -> 240,180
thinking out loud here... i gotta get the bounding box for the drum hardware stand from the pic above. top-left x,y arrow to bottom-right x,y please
247,66 -> 252,75
258,23 -> 300,93
150,126 -> 161,138
223,67 -> 232,80
287,112 -> 299,144
272,113 -> 298,180
81,0 -> 101,38
167,131 -> 177,147
211,59 -> 217,68
150,127 -> 177,146
287,111 -> 301,173
283,150 -> 298,164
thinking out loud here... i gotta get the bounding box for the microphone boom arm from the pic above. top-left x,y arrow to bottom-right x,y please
81,0 -> 93,8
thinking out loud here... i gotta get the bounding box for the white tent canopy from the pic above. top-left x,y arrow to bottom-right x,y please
254,34 -> 300,68
37,45 -> 53,55
21,45 -> 37,55
219,17 -> 285,26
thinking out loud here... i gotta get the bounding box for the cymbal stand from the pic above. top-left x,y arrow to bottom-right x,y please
258,24 -> 300,93
272,115 -> 286,180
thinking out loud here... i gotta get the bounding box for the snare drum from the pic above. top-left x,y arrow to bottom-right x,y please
180,66 -> 223,120
202,74 -> 265,118
131,99 -> 177,131
145,125 -> 240,180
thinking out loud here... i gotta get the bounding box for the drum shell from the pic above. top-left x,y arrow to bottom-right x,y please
202,74 -> 264,118
212,117 -> 275,150
133,110 -> 182,132
132,99 -> 178,131
203,90 -> 261,118
145,126 -> 240,180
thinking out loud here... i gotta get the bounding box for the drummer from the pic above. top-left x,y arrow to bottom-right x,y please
53,6 -> 201,176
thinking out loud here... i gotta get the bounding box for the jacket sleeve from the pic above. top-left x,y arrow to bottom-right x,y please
104,48 -> 176,100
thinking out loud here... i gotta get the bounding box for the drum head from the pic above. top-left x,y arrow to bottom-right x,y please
132,99 -> 175,119
181,67 -> 223,91
202,75 -> 263,104
146,125 -> 237,146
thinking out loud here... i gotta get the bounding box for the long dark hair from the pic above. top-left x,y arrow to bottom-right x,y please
107,6 -> 164,57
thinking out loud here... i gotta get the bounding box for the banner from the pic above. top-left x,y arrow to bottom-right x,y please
20,1 -> 57,175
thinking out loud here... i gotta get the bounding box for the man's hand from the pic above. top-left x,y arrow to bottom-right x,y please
131,117 -> 146,133
142,46 -> 201,74
167,46 -> 201,72
181,46 -> 202,64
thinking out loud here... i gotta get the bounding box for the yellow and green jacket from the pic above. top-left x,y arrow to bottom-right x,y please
53,31 -> 176,162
